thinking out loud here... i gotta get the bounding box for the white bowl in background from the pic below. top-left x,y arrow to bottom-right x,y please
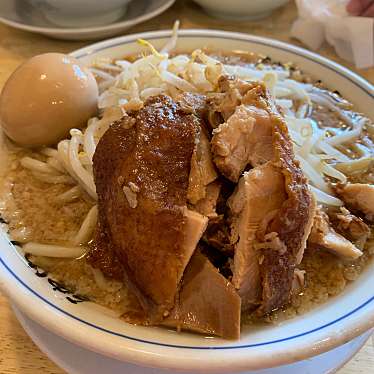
0,29 -> 373,373
0,0 -> 175,40
192,0 -> 289,20
29,0 -> 133,27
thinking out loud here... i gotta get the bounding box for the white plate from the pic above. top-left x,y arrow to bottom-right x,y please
0,29 -> 373,373
12,305 -> 373,374
0,0 -> 175,40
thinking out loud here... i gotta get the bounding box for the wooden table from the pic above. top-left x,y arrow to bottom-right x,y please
0,0 -> 373,373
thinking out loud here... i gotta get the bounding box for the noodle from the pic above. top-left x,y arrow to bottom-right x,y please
23,242 -> 87,258
73,205 -> 98,246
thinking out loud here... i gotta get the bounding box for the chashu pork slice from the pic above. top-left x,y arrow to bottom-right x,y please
330,207 -> 370,250
163,250 -> 241,339
176,92 -> 219,208
335,183 -> 374,222
210,81 -> 274,182
309,208 -> 363,260
93,95 -> 207,322
211,104 -> 273,182
217,77 -> 316,315
227,164 -> 286,311
258,105 -> 316,315
188,128 -> 218,204
193,180 -> 222,217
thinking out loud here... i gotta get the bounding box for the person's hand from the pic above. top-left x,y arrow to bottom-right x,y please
347,0 -> 374,16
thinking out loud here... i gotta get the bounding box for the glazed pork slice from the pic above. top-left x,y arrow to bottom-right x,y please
330,207 -> 370,250
227,164 -> 286,311
217,77 -> 316,315
175,92 -> 219,206
335,183 -> 374,222
176,92 -> 208,118
188,128 -> 218,204
309,208 -> 363,259
87,223 -> 125,282
256,95 -> 315,315
163,251 -> 241,339
210,80 -> 274,182
202,214 -> 234,255
184,208 -> 209,255
93,95 -> 207,322
193,180 -> 221,217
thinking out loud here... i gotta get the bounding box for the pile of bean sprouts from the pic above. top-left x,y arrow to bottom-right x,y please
18,22 -> 373,258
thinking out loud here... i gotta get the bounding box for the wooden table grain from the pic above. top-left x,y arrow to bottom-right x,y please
0,1 -> 373,373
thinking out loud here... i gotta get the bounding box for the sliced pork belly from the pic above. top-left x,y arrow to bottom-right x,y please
330,207 -> 370,250
213,77 -> 316,315
163,251 -> 241,339
174,92 -> 219,206
184,208 -> 209,255
176,92 -> 208,119
309,208 -> 363,259
202,214 -> 234,255
210,79 -> 278,182
93,95 -> 206,322
259,107 -> 316,314
188,128 -> 218,204
227,164 -> 286,311
193,180 -> 221,217
211,104 -> 273,182
335,183 -> 374,222
291,269 -> 306,296
87,224 -> 124,282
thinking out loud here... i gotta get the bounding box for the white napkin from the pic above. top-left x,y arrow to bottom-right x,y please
291,0 -> 374,69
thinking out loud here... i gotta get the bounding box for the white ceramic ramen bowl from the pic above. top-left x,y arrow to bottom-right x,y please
0,29 -> 373,373
192,0 -> 289,20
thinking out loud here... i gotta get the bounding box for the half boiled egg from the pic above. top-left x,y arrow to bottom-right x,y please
0,53 -> 98,147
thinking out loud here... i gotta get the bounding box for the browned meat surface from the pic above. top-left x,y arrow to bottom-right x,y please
188,128 -> 218,204
176,92 -> 208,119
211,77 -> 316,315
183,208 -> 209,256
330,207 -> 370,250
202,214 -> 234,255
309,208 -> 362,259
193,180 -> 221,217
227,164 -> 286,311
291,269 -> 306,296
211,104 -> 273,182
87,225 -> 124,282
258,105 -> 316,315
208,77 -> 255,121
335,183 -> 374,222
163,251 -> 241,339
93,95 -> 203,322
176,92 -> 219,206
209,79 -> 278,182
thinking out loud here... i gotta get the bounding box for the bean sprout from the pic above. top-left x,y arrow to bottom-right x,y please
31,172 -> 75,185
57,186 -> 81,204
20,157 -> 60,175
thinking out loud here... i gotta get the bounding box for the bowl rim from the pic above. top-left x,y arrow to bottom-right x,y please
0,0 -> 175,34
0,28 -> 373,372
